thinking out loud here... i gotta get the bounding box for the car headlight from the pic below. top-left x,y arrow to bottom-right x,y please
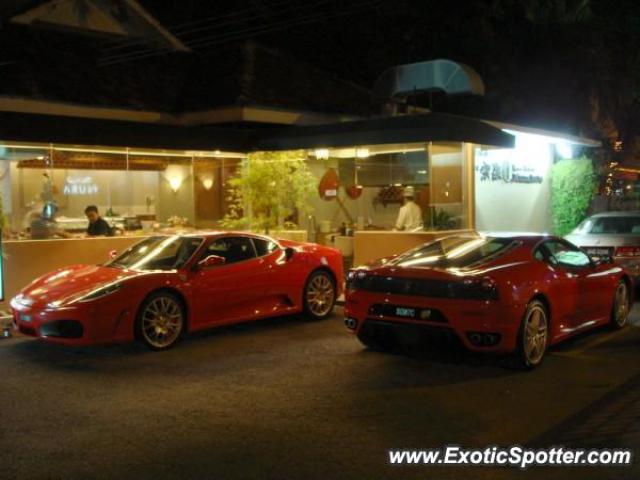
69,283 -> 123,304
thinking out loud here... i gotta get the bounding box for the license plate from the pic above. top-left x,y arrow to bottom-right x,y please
585,247 -> 612,256
20,314 -> 32,323
395,307 -> 416,318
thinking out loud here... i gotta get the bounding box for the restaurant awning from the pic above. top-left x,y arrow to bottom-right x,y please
0,111 -> 251,152
253,113 -> 515,151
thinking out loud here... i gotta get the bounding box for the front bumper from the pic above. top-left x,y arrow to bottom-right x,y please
344,290 -> 523,354
10,299 -> 136,346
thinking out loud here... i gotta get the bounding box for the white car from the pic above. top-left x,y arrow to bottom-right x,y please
565,211 -> 640,280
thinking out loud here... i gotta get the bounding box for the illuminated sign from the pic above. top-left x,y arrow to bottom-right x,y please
63,176 -> 98,195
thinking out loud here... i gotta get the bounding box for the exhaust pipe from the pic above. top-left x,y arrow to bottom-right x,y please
344,318 -> 358,330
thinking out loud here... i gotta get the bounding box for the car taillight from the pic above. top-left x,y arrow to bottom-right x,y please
615,246 -> 640,257
454,277 -> 498,300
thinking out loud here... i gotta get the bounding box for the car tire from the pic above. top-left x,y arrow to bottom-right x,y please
135,291 -> 185,351
514,300 -> 549,370
303,270 -> 336,320
610,280 -> 630,330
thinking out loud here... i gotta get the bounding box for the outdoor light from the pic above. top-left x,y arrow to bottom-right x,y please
556,142 -> 573,159
314,148 -> 330,159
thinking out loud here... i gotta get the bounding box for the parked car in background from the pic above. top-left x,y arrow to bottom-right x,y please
344,234 -> 632,369
11,233 -> 343,350
565,211 -> 640,280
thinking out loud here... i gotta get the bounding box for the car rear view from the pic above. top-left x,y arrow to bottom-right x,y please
565,211 -> 640,280
344,235 -> 526,355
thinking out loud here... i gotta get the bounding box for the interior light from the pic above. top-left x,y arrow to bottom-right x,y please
168,176 -> 183,193
355,147 -> 370,158
314,148 -> 330,160
201,176 -> 214,191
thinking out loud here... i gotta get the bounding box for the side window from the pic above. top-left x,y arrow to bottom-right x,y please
543,240 -> 591,268
202,237 -> 256,265
252,238 -> 278,257
533,246 -> 545,262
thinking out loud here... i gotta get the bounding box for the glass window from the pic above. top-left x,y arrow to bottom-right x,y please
202,236 -> 256,264
588,216 -> 640,234
541,240 -> 591,268
391,236 -> 516,268
252,238 -> 278,257
107,236 -> 203,271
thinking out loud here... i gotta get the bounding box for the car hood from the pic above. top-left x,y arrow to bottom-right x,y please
18,264 -> 141,307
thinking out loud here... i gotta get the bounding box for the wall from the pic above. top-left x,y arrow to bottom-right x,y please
474,134 -> 554,233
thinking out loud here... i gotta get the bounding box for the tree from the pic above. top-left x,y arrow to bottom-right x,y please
550,156 -> 596,235
221,150 -> 317,234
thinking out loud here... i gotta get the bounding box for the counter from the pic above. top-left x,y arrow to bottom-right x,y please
353,229 -> 473,267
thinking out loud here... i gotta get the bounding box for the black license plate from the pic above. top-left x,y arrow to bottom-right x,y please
395,307 -> 416,318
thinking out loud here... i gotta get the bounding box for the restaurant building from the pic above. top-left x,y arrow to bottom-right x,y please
0,1 -> 599,305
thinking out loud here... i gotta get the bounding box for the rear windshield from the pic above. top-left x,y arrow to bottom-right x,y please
575,216 -> 640,235
390,236 -> 516,269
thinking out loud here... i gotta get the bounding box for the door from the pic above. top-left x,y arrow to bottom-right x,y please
540,240 -> 602,330
190,236 -> 267,326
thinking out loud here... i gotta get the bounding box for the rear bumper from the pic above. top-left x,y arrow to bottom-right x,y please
344,290 -> 523,354
614,257 -> 640,281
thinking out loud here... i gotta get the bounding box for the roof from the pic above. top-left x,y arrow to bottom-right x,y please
0,111 -> 251,151
0,20 -> 375,119
253,113 -> 515,150
589,211 -> 640,218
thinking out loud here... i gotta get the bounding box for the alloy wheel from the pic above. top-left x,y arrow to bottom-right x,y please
140,295 -> 184,349
305,273 -> 335,318
523,304 -> 548,366
613,282 -> 629,328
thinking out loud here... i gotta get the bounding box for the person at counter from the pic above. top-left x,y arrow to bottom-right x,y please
85,205 -> 114,237
28,202 -> 72,239
394,186 -> 423,231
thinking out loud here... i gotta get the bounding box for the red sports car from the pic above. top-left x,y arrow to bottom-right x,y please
344,234 -> 632,368
11,232 -> 343,350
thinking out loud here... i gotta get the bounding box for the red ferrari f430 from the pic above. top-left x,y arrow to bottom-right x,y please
344,234 -> 633,368
11,233 -> 343,350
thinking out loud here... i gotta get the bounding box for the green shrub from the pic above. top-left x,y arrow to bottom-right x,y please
221,150 -> 317,234
550,156 -> 595,236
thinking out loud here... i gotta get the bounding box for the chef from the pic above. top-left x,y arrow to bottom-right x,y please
394,186 -> 423,231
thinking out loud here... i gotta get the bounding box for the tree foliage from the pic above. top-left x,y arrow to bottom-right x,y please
550,157 -> 596,235
221,150 -> 317,233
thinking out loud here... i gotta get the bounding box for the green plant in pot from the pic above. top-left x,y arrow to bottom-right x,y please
221,150 -> 317,234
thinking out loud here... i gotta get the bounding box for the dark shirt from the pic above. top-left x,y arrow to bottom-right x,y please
87,217 -> 113,237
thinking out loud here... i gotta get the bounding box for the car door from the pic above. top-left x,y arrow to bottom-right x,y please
189,235 -> 266,326
541,239 -> 604,330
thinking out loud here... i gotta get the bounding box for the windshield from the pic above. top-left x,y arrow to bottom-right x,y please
390,236 -> 517,269
106,236 -> 204,271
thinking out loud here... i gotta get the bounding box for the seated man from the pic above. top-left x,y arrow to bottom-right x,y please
85,205 -> 114,237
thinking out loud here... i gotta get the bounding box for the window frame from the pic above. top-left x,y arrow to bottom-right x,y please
195,234 -> 282,268
533,239 -> 593,270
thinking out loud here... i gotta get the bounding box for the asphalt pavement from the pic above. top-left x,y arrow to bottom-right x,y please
1,307 -> 640,480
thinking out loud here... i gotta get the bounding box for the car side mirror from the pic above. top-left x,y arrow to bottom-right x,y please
593,255 -> 614,267
197,254 -> 226,270
284,247 -> 295,261
108,249 -> 118,259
